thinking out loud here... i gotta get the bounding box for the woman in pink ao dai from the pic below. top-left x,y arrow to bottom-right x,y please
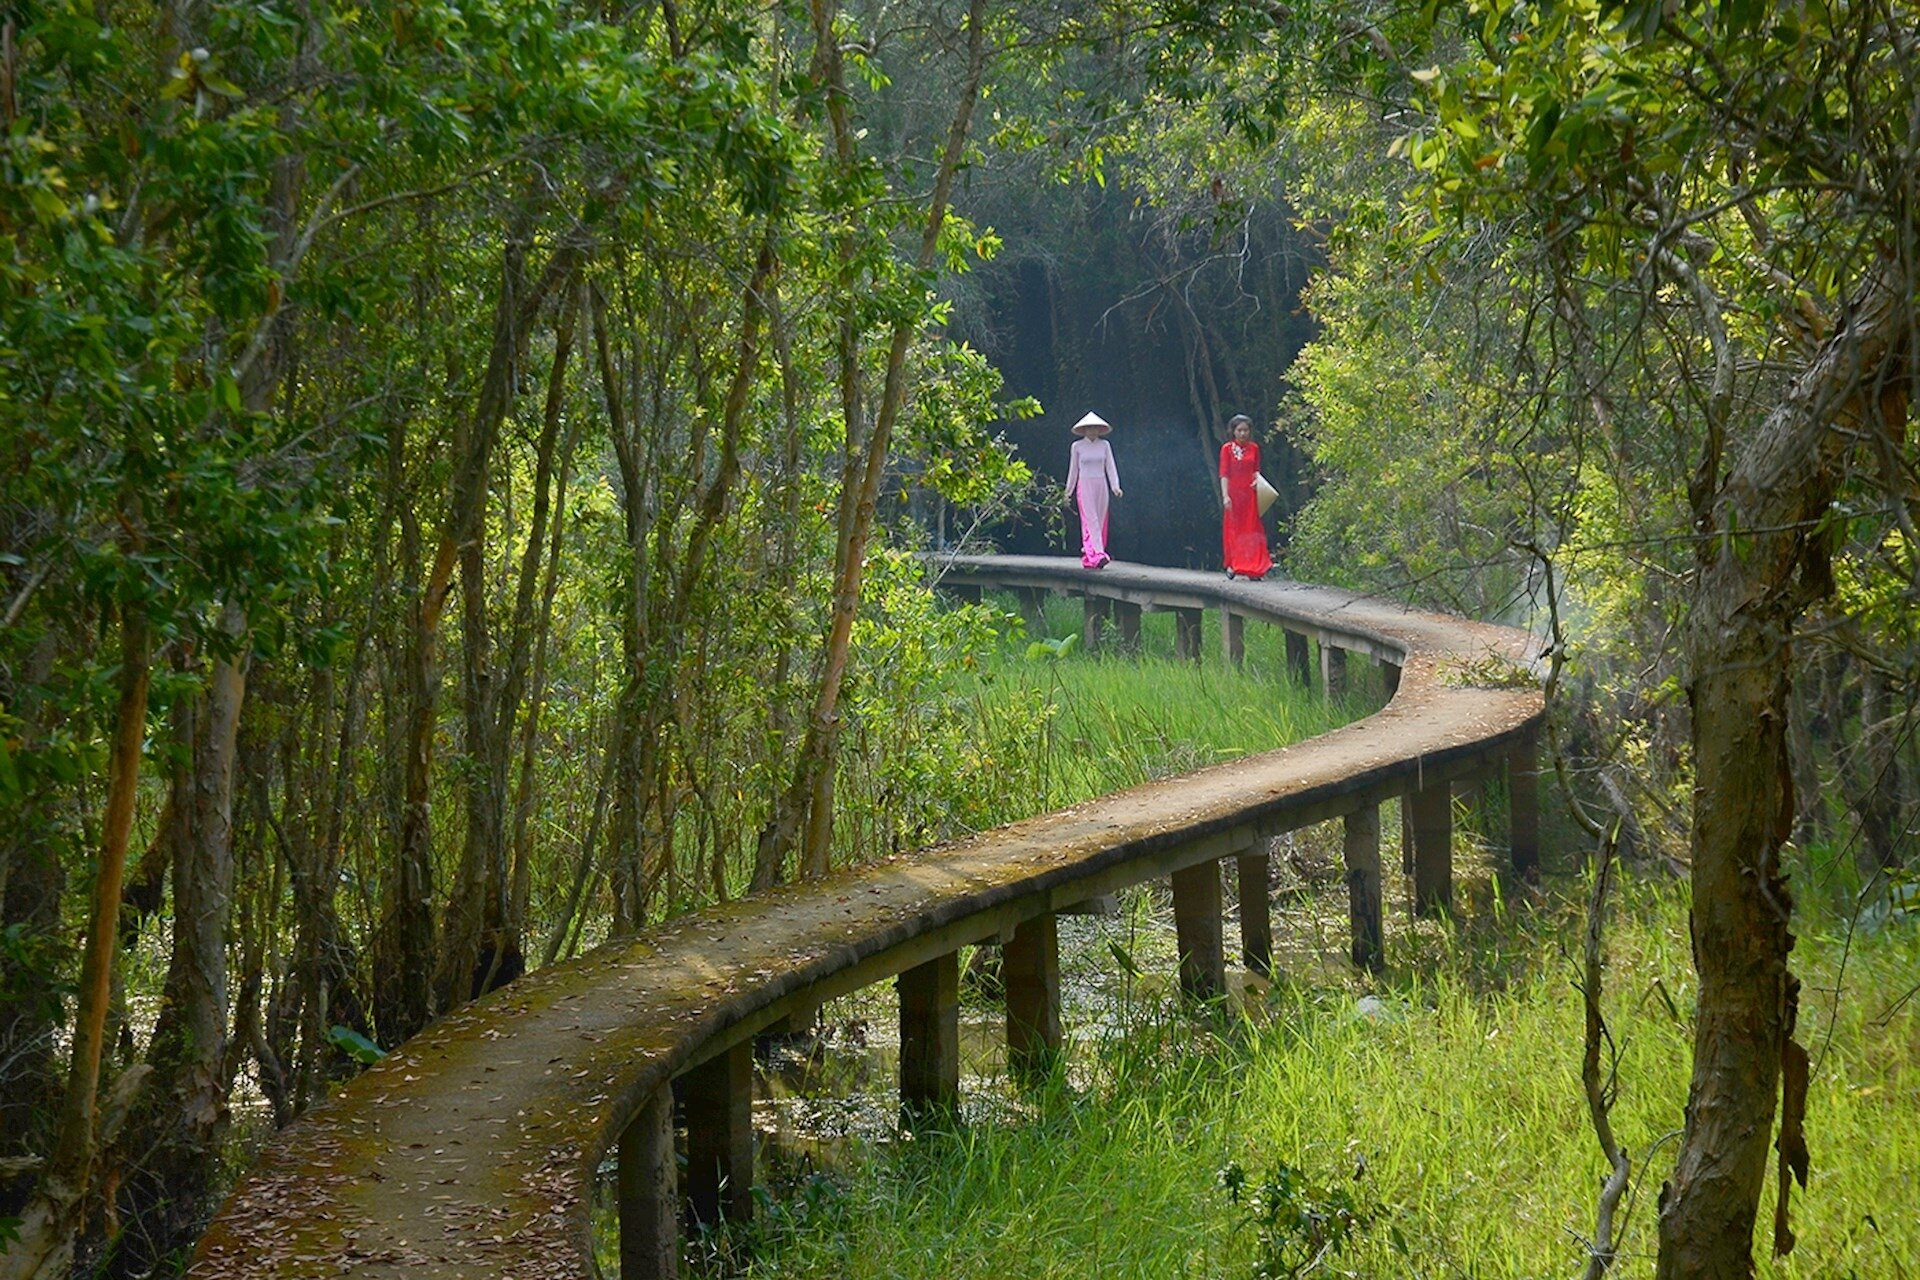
1065,411 -> 1123,568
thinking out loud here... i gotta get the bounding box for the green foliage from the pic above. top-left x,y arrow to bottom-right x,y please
837,548 -> 1010,855
2,0 -> 1062,1256
0,922 -> 70,1024
1022,633 -> 1080,661
695,876 -> 1920,1278
1832,530 -> 1920,652
901,340 -> 1036,508
1218,1158 -> 1385,1279
1281,256 -> 1531,619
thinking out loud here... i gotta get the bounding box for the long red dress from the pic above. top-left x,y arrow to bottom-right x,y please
1219,439 -> 1273,579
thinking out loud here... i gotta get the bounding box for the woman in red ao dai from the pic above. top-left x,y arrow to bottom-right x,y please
1218,414 -> 1272,580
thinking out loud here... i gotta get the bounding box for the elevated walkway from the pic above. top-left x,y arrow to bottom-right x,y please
192,557 -> 1543,1279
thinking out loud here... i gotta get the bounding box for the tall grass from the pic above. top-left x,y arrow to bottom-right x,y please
713,876 -> 1920,1278
693,599 -> 1919,1277
944,591 -> 1369,826
799,586 -> 1368,881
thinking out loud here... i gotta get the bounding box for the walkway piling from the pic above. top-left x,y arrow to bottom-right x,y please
1172,858 -> 1226,1000
1082,594 -> 1111,652
1175,608 -> 1203,661
1508,733 -> 1541,884
1285,629 -> 1312,686
1343,805 -> 1384,970
1236,849 -> 1272,978
1017,586 -> 1047,634
1407,781 -> 1453,916
684,1041 -> 753,1225
1320,643 -> 1348,699
1115,600 -> 1143,653
899,952 -> 961,1123
1004,914 -> 1062,1080
619,1088 -> 679,1280
1221,608 -> 1245,667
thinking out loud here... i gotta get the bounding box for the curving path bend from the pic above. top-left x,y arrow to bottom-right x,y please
191,557 -> 1544,1280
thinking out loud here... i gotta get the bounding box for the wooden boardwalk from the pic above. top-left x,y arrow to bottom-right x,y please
192,557 -> 1543,1279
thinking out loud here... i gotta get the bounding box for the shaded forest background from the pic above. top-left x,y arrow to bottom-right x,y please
958,184 -> 1318,567
3,1 -> 1916,1277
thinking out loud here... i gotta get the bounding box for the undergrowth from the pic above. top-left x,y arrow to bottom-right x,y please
945,591 -> 1369,823
698,875 -> 1918,1278
670,595 -> 1918,1279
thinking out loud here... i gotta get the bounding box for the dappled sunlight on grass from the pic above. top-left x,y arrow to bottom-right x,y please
673,594 -> 1917,1280
698,873 -> 1919,1280
946,591 -> 1369,825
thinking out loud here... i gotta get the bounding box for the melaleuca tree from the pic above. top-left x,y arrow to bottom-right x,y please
1129,1 -> 1919,1274
2,0 -> 805,1269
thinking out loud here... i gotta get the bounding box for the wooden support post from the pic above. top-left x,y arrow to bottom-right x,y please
1379,659 -> 1401,698
1172,858 -> 1225,1001
1175,608 -> 1203,662
1082,594 -> 1111,653
1236,850 -> 1272,979
1508,732 -> 1541,885
1114,600 -> 1142,654
1220,608 -> 1245,667
1343,805 -> 1383,972
683,1040 -> 753,1226
1320,643 -> 1348,699
618,1086 -> 678,1280
1285,629 -> 1312,686
898,951 -> 960,1124
1407,780 -> 1453,916
1003,913 -> 1061,1081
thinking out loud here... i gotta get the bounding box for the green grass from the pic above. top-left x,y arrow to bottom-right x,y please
670,594 -> 1917,1279
706,877 -> 1920,1279
944,591 -> 1372,823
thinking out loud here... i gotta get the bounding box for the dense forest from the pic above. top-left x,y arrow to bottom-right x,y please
2,0 -> 1916,1277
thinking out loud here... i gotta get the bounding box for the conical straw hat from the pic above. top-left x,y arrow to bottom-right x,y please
1071,411 -> 1111,435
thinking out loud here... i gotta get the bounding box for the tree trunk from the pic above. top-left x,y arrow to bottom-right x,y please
1838,651 -> 1906,876
597,235 -> 776,930
1786,643 -> 1836,850
374,463 -> 442,1046
114,606 -> 247,1273
3,602 -> 151,1280
760,0 -> 990,884
1657,272 -> 1910,1278
594,285 -> 656,936
438,236 -> 578,1009
508,297 -> 585,953
748,288 -> 809,892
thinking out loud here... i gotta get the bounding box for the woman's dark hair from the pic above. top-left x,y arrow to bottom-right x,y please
1227,414 -> 1254,431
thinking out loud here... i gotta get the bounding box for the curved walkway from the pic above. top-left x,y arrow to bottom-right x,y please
192,557 -> 1543,1280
